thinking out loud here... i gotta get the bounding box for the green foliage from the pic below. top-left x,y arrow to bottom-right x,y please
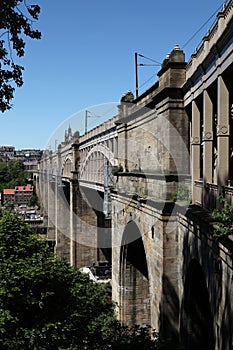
28,192 -> 40,208
4,202 -> 15,211
110,324 -> 159,349
112,163 -> 123,175
212,195 -> 233,237
0,210 -> 117,349
0,210 -> 161,349
0,0 -> 41,112
110,326 -> 183,350
171,183 -> 191,203
0,160 -> 29,191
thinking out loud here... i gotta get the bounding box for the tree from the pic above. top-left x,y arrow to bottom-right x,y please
0,210 -> 118,349
0,210 -> 161,349
0,160 -> 30,191
28,191 -> 39,208
0,0 -> 41,112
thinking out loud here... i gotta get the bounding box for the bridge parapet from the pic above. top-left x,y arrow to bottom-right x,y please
79,114 -> 119,144
186,0 -> 233,78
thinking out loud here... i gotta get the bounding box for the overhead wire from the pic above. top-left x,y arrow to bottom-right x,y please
138,73 -> 158,90
85,2 -> 227,123
134,2 -> 226,96
138,53 -> 161,65
87,105 -> 118,130
181,2 -> 224,49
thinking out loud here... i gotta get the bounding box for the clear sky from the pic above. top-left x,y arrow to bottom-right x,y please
0,0 -> 226,150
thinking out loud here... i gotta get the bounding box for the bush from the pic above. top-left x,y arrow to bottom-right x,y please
171,183 -> 191,203
212,195 -> 233,237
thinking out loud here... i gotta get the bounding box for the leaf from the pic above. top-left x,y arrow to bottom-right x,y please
0,1 -> 41,111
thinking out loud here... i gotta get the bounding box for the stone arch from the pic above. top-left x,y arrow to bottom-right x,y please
119,220 -> 150,327
62,156 -> 73,178
181,259 -> 215,350
80,144 -> 116,180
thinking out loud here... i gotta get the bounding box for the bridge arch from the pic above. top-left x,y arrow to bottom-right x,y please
119,220 -> 150,326
80,144 -> 116,182
181,259 -> 215,350
62,156 -> 73,178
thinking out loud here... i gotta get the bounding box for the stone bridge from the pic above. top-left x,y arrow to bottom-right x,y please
38,2 -> 233,349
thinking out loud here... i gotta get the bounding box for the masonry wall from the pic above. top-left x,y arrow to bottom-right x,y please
112,192 -> 166,331
178,208 -> 233,349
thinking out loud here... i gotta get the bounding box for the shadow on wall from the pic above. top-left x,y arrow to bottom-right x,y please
180,208 -> 217,349
220,285 -> 233,350
157,208 -> 223,349
119,221 -> 150,327
180,259 -> 215,350
181,203 -> 233,348
159,274 -> 183,349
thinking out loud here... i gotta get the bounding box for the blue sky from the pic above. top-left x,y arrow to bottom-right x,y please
0,0 -> 225,150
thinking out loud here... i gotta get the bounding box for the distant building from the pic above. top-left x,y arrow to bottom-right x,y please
0,145 -> 15,162
0,146 -> 42,171
2,189 -> 15,205
2,185 -> 34,205
14,149 -> 43,171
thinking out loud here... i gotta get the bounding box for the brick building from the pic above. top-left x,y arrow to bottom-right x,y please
2,185 -> 34,206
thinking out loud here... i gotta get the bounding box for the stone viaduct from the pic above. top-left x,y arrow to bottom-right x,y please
38,2 -> 233,349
